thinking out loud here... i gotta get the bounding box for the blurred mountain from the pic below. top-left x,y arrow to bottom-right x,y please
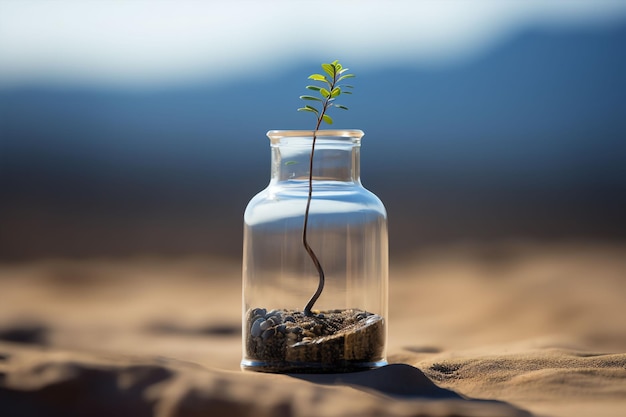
1,22 -> 625,260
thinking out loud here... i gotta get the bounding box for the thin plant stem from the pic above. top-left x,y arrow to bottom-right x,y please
303,117 -> 325,316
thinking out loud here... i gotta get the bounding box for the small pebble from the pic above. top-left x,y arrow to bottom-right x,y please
283,316 -> 295,323
251,318 -> 264,337
261,328 -> 275,340
276,324 -> 287,334
252,308 -> 266,317
260,320 -> 271,331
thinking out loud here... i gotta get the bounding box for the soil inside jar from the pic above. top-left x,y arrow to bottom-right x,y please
245,307 -> 385,373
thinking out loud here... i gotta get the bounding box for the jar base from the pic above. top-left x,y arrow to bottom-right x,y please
241,358 -> 388,374
243,307 -> 386,374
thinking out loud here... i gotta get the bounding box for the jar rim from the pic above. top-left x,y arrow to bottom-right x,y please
267,129 -> 364,140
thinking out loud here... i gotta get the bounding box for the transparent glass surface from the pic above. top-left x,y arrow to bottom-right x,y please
242,130 -> 388,373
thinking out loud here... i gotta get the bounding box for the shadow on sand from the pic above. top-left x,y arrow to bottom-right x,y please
291,363 -> 532,415
290,363 -> 460,399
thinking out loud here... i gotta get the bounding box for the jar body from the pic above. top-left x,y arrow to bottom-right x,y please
241,130 -> 388,373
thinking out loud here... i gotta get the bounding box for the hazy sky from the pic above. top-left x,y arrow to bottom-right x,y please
1,0 -> 626,88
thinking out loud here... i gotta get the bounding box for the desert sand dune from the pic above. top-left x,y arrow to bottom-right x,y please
1,241 -> 625,416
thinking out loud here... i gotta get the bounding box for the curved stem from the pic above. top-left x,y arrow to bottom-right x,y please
303,128 -> 324,316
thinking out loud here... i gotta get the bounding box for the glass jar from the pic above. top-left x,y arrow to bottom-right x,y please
241,129 -> 388,373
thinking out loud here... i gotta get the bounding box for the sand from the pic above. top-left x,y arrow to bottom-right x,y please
1,241 -> 625,416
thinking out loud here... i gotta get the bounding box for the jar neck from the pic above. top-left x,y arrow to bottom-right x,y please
267,130 -> 364,184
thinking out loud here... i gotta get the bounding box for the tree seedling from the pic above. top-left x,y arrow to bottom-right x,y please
297,60 -> 355,316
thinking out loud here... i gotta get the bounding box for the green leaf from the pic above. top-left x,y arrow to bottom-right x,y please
342,91 -> 352,95
331,87 -> 341,98
306,85 -> 321,91
298,105 -> 319,114
338,73 -> 355,82
308,74 -> 327,82
321,63 -> 334,78
285,161 -> 298,165
300,95 -> 322,101
320,88 -> 330,98
322,114 -> 333,125
335,104 -> 349,110
338,67 -> 349,74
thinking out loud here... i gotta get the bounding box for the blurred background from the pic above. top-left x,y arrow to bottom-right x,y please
1,0 -> 625,262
